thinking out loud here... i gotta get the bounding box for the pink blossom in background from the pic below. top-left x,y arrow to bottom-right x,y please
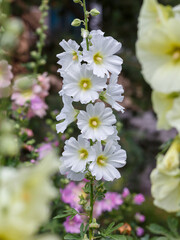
11,73 -> 50,118
135,212 -> 146,223
21,128 -> 34,137
136,227 -> 144,237
122,187 -> 130,198
28,96 -> 48,118
37,143 -> 53,159
93,201 -> 104,218
60,182 -> 85,211
37,72 -> 50,97
0,60 -> 13,88
64,215 -> 83,234
133,194 -> 145,205
101,192 -> 123,212
30,159 -> 36,164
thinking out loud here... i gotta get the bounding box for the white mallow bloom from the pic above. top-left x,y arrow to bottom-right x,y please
60,159 -> 85,181
57,39 -> 82,72
62,64 -> 107,104
89,141 -> 126,181
104,126 -> 120,143
61,135 -> 95,172
82,34 -> 123,78
0,152 -> 58,240
100,74 -> 124,112
56,95 -> 78,133
77,102 -> 116,141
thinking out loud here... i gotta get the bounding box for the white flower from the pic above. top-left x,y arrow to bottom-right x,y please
61,135 -> 95,172
89,141 -> 126,181
82,34 -> 123,78
56,95 -> 78,133
62,64 -> 107,104
0,152 -> 58,240
77,102 -> 116,141
100,74 -> 124,112
57,39 -> 82,72
104,126 -> 120,143
60,160 -> 85,181
0,60 -> 13,88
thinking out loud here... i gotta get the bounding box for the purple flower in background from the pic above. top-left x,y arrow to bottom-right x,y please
135,212 -> 146,223
101,192 -> 123,212
38,143 -> 53,159
93,201 -> 104,218
122,187 -> 130,198
29,96 -> 48,118
136,226 -> 144,237
64,215 -> 83,233
133,194 -> 145,205
60,182 -> 85,211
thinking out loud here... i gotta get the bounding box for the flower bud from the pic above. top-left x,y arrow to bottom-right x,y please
71,18 -> 81,27
90,8 -> 100,16
81,28 -> 89,38
89,218 -> 100,229
73,0 -> 80,3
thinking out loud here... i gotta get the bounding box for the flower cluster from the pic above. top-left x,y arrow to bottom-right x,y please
151,138 -> 180,212
137,0 -> 180,213
57,29 -> 126,181
0,152 -> 59,240
136,0 -> 180,133
60,182 -> 146,236
11,73 -> 50,118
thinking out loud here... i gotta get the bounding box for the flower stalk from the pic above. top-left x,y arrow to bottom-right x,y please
83,0 -> 89,50
89,179 -> 94,240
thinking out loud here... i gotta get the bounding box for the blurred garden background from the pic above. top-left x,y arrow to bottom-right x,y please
1,0 -> 180,239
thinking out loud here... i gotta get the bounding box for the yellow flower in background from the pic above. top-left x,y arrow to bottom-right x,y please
136,1 -> 180,93
151,138 -> 180,212
167,97 -> 180,133
151,168 -> 180,212
157,139 -> 180,173
137,0 -> 173,38
152,91 -> 180,132
0,152 -> 59,240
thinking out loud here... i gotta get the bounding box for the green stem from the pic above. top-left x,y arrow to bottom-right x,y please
83,0 -> 89,51
89,179 -> 94,240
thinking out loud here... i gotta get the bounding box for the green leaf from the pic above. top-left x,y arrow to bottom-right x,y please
80,223 -> 84,238
150,237 -> 168,240
108,235 -> 127,240
54,208 -> 79,220
167,217 -> 179,237
148,224 -> 173,237
111,223 -> 124,232
53,213 -> 71,219
64,234 -> 81,239
105,222 -> 115,234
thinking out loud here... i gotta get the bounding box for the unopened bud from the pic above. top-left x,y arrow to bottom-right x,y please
90,8 -> 100,16
73,0 -> 80,3
71,18 -> 81,27
81,28 -> 89,38
89,218 -> 100,229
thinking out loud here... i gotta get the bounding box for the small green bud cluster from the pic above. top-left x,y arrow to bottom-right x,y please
29,0 -> 49,73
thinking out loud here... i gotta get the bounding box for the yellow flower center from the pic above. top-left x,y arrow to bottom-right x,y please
89,117 -> 101,128
171,47 -> 180,62
79,78 -> 92,90
72,51 -> 78,61
97,155 -> 107,166
93,52 -> 103,65
79,148 -> 89,160
22,90 -> 33,99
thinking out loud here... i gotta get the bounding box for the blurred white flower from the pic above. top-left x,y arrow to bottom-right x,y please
77,102 -> 116,141
0,60 -> 13,88
0,152 -> 58,240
